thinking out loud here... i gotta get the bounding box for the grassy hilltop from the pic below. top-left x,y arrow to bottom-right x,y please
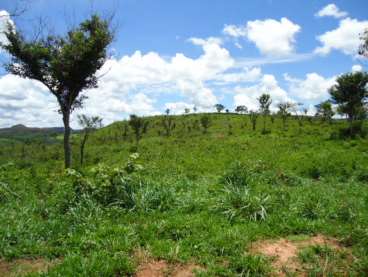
1,113 -> 368,276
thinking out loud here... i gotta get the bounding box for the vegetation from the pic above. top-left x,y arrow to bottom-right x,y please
78,115 -> 103,166
1,15 -> 113,168
329,72 -> 368,137
0,112 -> 368,275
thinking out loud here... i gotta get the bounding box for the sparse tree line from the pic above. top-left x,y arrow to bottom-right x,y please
1,14 -> 367,169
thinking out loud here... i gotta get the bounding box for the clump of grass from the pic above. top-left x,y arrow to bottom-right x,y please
213,186 -> 270,222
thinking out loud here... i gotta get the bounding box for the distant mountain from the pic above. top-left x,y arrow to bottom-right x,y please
0,124 -> 72,142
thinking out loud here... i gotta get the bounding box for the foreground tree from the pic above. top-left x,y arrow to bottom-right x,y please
1,15 -> 113,168
258,94 -> 272,133
315,101 -> 335,123
329,72 -> 368,136
78,115 -> 103,166
214,104 -> 225,113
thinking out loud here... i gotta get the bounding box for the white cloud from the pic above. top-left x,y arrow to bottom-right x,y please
0,10 -> 14,47
233,74 -> 293,111
214,67 -> 262,84
315,4 -> 348,19
223,24 -> 247,38
285,73 -> 336,101
223,18 -> 301,57
0,74 -> 60,128
352,64 -> 363,72
164,102 -> 194,114
315,18 -> 368,56
0,37 -> 236,127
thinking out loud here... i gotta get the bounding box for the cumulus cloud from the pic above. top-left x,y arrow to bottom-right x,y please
315,4 -> 348,19
233,74 -> 293,111
315,18 -> 368,56
164,102 -> 194,114
284,73 -> 336,101
352,64 -> 363,72
0,75 -> 60,128
223,18 -> 301,57
0,10 -> 14,47
0,37 -> 239,127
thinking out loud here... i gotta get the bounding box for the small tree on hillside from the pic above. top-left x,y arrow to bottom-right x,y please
200,115 -> 211,133
1,15 -> 113,168
214,104 -> 225,113
161,115 -> 175,136
315,101 -> 335,123
329,72 -> 368,137
277,102 -> 293,130
129,115 -> 145,144
258,94 -> 272,133
235,105 -> 248,114
78,114 -> 103,166
165,108 -> 170,115
249,111 -> 258,131
184,108 -> 190,114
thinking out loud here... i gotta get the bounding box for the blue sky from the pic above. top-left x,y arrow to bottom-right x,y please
0,0 -> 367,127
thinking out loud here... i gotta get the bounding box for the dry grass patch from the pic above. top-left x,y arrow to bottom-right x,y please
250,234 -> 351,276
0,258 -> 58,277
134,249 -> 203,277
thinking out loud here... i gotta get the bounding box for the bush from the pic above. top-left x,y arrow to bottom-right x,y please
220,162 -> 255,187
213,186 -> 270,222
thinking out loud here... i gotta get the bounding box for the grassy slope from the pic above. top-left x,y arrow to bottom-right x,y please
0,113 -> 368,276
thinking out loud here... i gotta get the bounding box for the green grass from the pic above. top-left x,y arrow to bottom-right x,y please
0,113 -> 368,276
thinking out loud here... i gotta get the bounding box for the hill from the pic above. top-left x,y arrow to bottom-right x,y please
0,113 -> 367,276
0,124 -> 74,142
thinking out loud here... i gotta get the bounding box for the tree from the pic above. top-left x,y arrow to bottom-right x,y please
193,106 -> 198,113
214,104 -> 225,113
165,108 -> 170,115
329,72 -> 368,136
235,105 -> 248,114
78,114 -> 103,166
184,108 -> 190,114
277,102 -> 293,130
1,15 -> 113,168
129,115 -> 145,144
161,115 -> 175,136
258,94 -> 272,133
200,115 -> 211,133
315,101 -> 335,123
249,111 -> 258,131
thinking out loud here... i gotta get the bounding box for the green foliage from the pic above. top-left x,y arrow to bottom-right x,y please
0,113 -> 368,275
1,15 -> 113,168
330,71 -> 368,137
214,186 -> 270,222
200,115 -> 211,133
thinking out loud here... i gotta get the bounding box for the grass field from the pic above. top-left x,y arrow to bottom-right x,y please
0,113 -> 368,276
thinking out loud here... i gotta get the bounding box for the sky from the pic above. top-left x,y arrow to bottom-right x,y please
0,0 -> 367,128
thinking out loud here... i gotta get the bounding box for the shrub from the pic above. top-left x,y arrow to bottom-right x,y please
220,162 -> 254,187
214,186 -> 270,222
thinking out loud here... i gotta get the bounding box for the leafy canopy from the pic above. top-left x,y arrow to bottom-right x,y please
329,72 -> 368,120
2,15 -> 113,113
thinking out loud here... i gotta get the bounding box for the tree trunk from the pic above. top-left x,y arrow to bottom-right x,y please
349,117 -> 353,138
62,111 -> 72,169
80,131 -> 88,166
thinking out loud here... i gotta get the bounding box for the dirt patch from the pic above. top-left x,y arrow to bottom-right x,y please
250,234 -> 344,276
135,261 -> 202,277
0,258 -> 57,277
134,249 -> 203,277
